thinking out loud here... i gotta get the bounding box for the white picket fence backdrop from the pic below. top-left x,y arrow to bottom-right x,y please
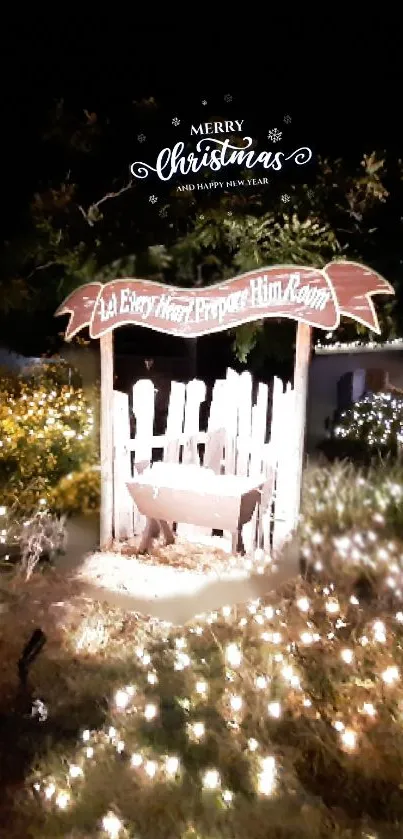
112,368 -> 297,554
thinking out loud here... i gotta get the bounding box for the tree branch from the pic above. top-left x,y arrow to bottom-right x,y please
78,181 -> 134,226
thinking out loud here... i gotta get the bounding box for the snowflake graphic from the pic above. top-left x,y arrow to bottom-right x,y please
172,117 -> 180,126
201,99 -> 207,106
137,133 -> 146,143
199,214 -> 205,220
224,94 -> 232,103
268,128 -> 282,143
149,195 -> 158,204
227,211 -> 233,216
283,114 -> 292,124
159,207 -> 168,218
307,189 -> 315,200
281,193 -> 290,203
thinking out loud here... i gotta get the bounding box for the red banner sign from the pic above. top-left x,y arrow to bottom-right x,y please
55,262 -> 394,341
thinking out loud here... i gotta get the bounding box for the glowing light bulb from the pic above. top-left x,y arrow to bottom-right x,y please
229,694 -> 243,712
248,738 -> 259,751
362,703 -> 376,717
257,756 -> 276,795
114,689 -> 130,709
255,676 -> 268,689
373,621 -> 386,643
333,720 -> 344,731
86,746 -> 94,758
267,701 -> 282,719
192,721 -> 205,739
195,680 -> 207,696
56,791 -> 70,809
82,729 -> 90,742
222,789 -> 233,803
203,769 -> 221,790
165,755 -> 180,775
341,728 -> 357,750
225,643 -> 242,667
102,812 -> 122,838
340,649 -> 354,664
297,597 -> 310,612
300,631 -> 313,645
396,612 -> 403,623
131,753 -> 143,767
144,703 -> 158,721
69,764 -> 83,778
382,665 -> 400,685
147,672 -> 158,685
145,760 -> 157,778
326,599 -> 339,614
44,783 -> 55,800
222,605 -> 232,617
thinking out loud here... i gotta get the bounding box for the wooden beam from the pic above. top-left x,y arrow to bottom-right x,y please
100,330 -> 114,549
291,322 -> 312,530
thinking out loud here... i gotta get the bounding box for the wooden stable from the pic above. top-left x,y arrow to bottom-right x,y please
55,261 -> 394,561
112,367 -> 297,555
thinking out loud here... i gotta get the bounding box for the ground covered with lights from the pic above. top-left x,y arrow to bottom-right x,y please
1,460 -> 403,838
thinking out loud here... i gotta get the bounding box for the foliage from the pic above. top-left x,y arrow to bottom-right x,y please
332,392 -> 403,455
12,460 -> 403,838
0,363 -> 98,526
1,100 -> 403,362
300,458 -> 403,539
50,466 -> 100,516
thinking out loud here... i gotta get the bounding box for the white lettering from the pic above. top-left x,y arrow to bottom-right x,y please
130,140 -> 313,182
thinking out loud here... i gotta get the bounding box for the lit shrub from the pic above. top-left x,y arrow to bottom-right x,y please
50,466 -> 100,516
0,362 -> 98,517
332,392 -> 403,454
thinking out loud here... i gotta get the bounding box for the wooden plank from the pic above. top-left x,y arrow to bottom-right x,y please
181,379 -> 206,466
260,442 -> 276,553
132,379 -> 155,463
244,381 -> 269,555
204,379 -> 227,471
113,390 -> 134,540
132,379 -> 155,534
272,384 -> 295,553
291,322 -> 312,532
236,371 -> 253,477
163,381 -> 186,463
249,382 -> 269,476
177,379 -> 207,540
223,369 -> 239,552
100,331 -> 114,550
130,430 -> 207,452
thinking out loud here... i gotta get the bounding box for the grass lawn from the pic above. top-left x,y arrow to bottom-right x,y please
0,460 -> 403,839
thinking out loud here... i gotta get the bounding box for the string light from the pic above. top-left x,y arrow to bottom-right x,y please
257,756 -> 276,795
102,812 -> 123,838
267,701 -> 282,719
382,666 -> 400,685
203,769 -> 221,790
225,643 -> 242,667
341,728 -> 357,750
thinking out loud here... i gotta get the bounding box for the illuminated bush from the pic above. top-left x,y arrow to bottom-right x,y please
50,466 -> 100,516
332,392 -> 403,452
0,363 -> 98,519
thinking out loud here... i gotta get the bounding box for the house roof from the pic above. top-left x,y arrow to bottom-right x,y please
314,338 -> 403,355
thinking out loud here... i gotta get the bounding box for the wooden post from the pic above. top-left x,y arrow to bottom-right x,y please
100,331 -> 114,549
291,322 -> 312,530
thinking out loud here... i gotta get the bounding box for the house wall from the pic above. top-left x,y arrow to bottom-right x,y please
306,350 -> 403,452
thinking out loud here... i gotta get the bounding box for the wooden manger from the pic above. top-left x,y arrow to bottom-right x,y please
126,463 -> 269,555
